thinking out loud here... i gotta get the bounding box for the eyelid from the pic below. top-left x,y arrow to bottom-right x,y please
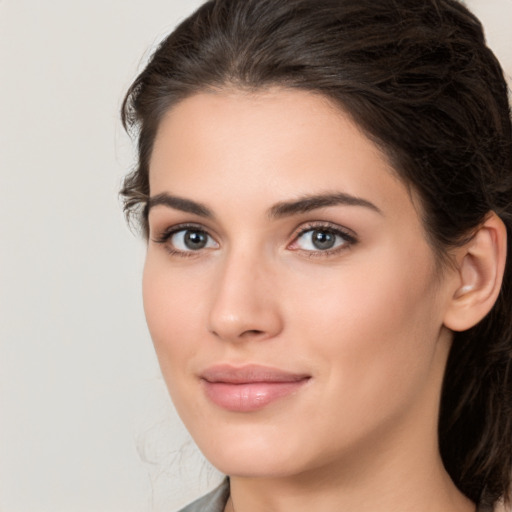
151,222 -> 219,257
150,220 -> 357,257
151,222 -> 212,243
288,221 -> 358,254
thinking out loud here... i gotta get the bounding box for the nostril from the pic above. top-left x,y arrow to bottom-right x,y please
209,328 -> 264,338
241,329 -> 264,337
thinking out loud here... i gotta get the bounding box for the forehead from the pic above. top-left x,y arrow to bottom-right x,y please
149,88 -> 415,218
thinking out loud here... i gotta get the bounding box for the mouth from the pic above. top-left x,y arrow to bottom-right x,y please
200,364 -> 311,412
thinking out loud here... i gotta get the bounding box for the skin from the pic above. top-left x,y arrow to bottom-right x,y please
144,89 -> 476,512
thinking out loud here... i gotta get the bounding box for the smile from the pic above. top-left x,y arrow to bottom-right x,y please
200,364 -> 311,412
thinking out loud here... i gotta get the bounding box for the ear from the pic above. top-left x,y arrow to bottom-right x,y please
443,212 -> 507,332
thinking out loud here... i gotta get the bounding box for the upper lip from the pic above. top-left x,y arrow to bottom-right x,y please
200,364 -> 311,384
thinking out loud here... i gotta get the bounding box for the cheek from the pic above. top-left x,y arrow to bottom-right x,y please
286,249 -> 443,404
142,257 -> 206,374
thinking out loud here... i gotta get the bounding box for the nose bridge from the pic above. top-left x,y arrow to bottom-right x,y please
207,244 -> 282,342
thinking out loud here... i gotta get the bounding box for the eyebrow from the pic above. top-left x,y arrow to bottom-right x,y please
146,191 -> 382,219
146,193 -> 213,218
268,192 -> 383,218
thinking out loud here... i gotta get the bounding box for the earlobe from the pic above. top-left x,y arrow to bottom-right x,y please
443,212 -> 507,332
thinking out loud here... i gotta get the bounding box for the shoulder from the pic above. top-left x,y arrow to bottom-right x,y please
176,479 -> 230,512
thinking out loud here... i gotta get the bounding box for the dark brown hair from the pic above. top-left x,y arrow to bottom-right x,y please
121,0 -> 512,506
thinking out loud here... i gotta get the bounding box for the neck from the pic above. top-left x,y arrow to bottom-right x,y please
227,434 -> 474,512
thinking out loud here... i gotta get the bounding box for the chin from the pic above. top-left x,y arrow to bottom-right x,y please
188,423 -> 305,478
205,451 -> 300,479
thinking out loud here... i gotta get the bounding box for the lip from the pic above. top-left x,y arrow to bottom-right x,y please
200,364 -> 311,412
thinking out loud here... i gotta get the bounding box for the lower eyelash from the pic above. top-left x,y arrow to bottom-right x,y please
151,224 -> 212,258
291,223 -> 358,258
151,222 -> 356,258
163,247 -> 199,258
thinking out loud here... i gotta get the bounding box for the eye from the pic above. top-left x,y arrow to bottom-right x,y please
172,229 -> 217,251
153,225 -> 219,254
290,224 -> 356,253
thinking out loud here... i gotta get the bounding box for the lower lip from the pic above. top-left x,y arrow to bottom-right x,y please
202,380 -> 309,412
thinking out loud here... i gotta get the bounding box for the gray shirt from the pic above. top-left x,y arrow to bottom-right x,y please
177,479 -> 230,512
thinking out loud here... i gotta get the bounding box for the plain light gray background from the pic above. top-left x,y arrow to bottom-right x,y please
0,1 -> 510,511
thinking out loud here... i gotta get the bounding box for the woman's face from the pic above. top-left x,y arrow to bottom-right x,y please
144,89 -> 456,479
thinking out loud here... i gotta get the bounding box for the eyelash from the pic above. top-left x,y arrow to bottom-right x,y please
152,223 -> 214,258
152,221 -> 358,258
290,222 -> 357,257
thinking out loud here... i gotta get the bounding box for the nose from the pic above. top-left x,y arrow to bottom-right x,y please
207,250 -> 283,343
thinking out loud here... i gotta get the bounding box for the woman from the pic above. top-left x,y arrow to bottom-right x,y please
121,0 -> 512,510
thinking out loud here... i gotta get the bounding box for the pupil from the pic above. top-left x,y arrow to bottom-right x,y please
312,230 -> 335,250
185,230 -> 207,249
